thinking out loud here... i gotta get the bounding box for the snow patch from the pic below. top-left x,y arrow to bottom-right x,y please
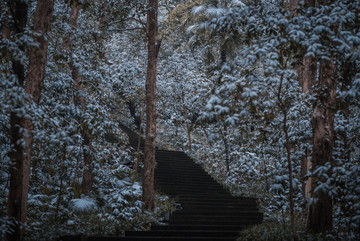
70,197 -> 98,212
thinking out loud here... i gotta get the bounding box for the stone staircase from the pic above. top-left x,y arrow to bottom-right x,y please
60,125 -> 262,241
116,125 -> 263,240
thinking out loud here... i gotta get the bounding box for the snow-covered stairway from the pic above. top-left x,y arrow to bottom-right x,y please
114,125 -> 263,241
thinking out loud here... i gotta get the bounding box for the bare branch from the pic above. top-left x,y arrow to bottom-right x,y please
106,27 -> 145,32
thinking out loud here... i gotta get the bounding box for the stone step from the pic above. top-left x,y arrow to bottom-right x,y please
175,204 -> 259,211
177,201 -> 258,207
169,215 -> 262,222
155,177 -> 217,183
155,165 -> 204,171
161,185 -> 224,191
156,178 -> 219,184
172,210 -> 262,216
151,225 -> 245,231
155,166 -> 206,172
160,192 -> 231,197
169,219 -> 261,226
125,230 -> 238,238
174,194 -> 248,200
158,189 -> 229,195
155,155 -> 192,160
154,172 -> 214,179
115,237 -> 236,241
176,197 -> 255,202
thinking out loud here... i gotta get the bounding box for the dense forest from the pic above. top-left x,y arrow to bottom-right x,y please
1,0 -> 359,240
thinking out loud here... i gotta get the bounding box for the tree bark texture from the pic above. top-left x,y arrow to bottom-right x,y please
289,0 -> 299,16
6,2 -> 28,239
307,60 -> 336,233
143,0 -> 160,211
293,0 -> 317,200
299,56 -> 316,201
6,0 -> 54,240
65,2 -> 94,195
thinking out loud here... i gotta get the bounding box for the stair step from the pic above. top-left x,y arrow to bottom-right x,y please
115,237 -> 236,241
175,194 -> 249,201
169,215 -> 262,222
172,210 -> 262,216
159,190 -> 229,195
151,225 -> 245,231
158,184 -> 225,190
125,230 -> 238,237
177,204 -> 258,210
169,219 -> 261,225
175,199 -> 258,205
155,169 -> 208,174
176,197 -> 256,202
155,173 -> 215,180
156,179 -> 219,185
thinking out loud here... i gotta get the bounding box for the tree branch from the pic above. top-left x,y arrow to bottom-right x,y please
106,27 -> 145,32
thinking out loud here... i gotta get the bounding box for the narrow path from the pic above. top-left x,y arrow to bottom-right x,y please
116,126 -> 263,240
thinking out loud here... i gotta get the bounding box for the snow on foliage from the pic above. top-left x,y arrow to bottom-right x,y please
70,197 -> 98,212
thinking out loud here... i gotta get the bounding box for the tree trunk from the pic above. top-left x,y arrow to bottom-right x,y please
6,1 -> 29,240
306,60 -> 336,233
181,91 -> 192,152
6,0 -> 54,240
300,56 -> 317,201
304,0 -> 336,233
64,2 -> 94,195
277,72 -> 297,240
289,0 -> 299,16
291,0 -> 317,203
221,124 -> 230,175
143,0 -> 160,211
133,105 -> 145,183
283,110 -> 297,240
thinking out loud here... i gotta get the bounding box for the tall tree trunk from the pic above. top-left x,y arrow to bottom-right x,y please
300,56 -> 317,202
291,0 -> 316,204
307,60 -> 336,233
304,0 -> 336,233
64,2 -> 94,195
143,0 -> 161,211
6,0 -> 27,229
6,0 -> 54,240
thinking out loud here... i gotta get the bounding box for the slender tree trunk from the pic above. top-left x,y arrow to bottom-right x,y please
307,60 -> 336,233
181,91 -> 192,151
6,1 -> 53,240
143,0 -> 161,211
283,111 -> 297,240
277,72 -> 297,241
133,105 -> 145,183
64,2 -> 94,195
221,124 -> 230,175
